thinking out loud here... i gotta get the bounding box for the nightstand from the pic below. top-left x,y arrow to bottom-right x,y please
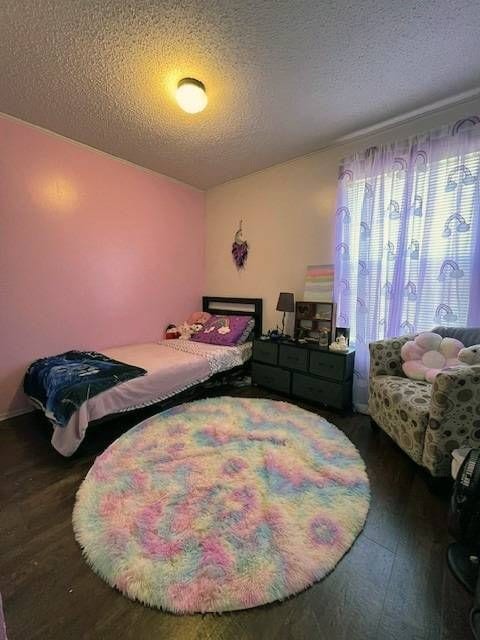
252,338 -> 355,411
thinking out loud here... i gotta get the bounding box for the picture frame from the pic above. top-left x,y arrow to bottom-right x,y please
335,327 -> 350,345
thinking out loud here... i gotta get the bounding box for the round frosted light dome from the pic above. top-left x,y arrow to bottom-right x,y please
176,78 -> 208,114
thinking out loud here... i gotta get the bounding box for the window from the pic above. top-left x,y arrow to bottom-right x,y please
334,120 -> 480,409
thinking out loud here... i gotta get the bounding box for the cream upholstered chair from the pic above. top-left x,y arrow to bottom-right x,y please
368,327 -> 480,477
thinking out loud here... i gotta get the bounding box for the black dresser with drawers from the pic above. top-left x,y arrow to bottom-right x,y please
251,338 -> 355,411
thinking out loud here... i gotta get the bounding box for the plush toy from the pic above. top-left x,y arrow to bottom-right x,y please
178,322 -> 194,340
190,323 -> 204,334
165,324 -> 181,340
458,344 -> 480,365
169,313 -> 211,342
187,311 -> 211,326
401,332 -> 464,383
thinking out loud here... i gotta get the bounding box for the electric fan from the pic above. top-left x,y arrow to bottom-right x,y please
448,448 -> 480,639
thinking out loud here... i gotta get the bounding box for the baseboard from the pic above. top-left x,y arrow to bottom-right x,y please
0,406 -> 35,422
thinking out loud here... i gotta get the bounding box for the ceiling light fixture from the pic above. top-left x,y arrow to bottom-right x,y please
176,78 -> 208,114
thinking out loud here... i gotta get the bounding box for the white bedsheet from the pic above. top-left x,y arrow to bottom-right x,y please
50,340 -> 251,457
158,339 -> 252,374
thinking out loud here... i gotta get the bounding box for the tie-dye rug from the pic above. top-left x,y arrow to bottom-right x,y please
0,593 -> 7,640
73,397 -> 370,613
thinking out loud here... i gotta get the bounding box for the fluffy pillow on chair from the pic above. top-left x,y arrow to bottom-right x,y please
401,332 -> 464,383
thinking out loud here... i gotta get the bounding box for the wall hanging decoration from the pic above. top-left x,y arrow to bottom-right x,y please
303,264 -> 334,302
232,219 -> 249,270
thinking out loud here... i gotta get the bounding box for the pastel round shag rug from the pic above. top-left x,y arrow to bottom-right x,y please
73,397 -> 370,613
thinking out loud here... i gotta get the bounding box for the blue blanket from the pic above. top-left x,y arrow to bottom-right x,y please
24,350 -> 147,427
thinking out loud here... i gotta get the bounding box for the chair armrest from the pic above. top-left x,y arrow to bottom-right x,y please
369,335 -> 412,378
424,365 -> 480,475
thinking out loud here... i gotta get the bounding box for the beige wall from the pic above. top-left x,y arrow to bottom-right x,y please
206,97 -> 480,334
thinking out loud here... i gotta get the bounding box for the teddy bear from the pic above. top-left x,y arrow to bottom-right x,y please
178,322 -> 194,340
458,344 -> 480,365
167,312 -> 213,341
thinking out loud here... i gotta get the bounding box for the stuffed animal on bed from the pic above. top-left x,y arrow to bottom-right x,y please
401,332 -> 464,383
190,323 -> 205,334
458,344 -> 480,365
178,322 -> 194,340
165,324 -> 181,339
169,312 -> 212,341
187,311 -> 211,326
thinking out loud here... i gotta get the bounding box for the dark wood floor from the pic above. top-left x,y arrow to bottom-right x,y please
0,385 -> 473,640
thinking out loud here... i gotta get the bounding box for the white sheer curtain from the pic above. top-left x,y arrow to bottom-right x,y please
334,117 -> 480,412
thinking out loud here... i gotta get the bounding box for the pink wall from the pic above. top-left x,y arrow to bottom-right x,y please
0,115 -> 205,417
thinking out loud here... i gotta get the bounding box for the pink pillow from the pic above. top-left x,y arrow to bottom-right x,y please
187,311 -> 211,325
401,332 -> 464,382
191,315 -> 253,346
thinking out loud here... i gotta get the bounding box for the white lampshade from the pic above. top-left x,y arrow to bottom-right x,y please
176,78 -> 208,114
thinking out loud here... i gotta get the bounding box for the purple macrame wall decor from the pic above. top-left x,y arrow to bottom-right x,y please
232,219 -> 249,270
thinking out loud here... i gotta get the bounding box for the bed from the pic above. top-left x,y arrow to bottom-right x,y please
27,296 -> 262,456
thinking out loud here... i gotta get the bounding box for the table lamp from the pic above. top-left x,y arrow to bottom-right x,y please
276,292 -> 295,336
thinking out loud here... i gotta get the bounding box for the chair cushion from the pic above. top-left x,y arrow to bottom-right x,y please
369,376 -> 432,463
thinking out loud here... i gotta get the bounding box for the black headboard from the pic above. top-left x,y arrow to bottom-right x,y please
202,297 -> 263,337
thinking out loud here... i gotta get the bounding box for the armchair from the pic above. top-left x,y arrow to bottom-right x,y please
368,327 -> 480,477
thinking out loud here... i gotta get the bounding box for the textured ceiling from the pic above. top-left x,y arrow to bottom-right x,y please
1,1 -> 480,189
